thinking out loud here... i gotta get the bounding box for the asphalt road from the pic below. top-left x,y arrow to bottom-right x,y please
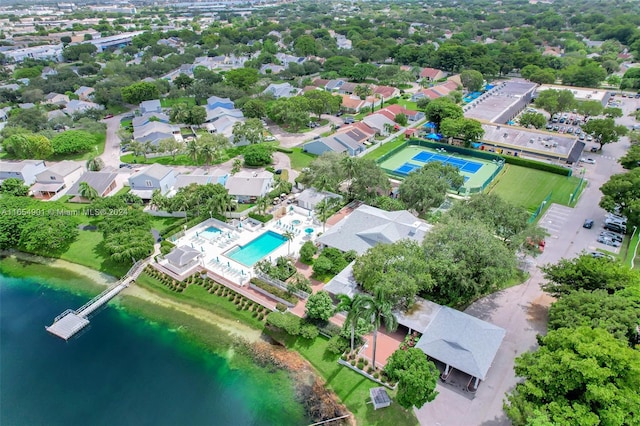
414,96 -> 639,426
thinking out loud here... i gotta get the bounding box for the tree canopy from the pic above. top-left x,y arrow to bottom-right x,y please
599,167 -> 640,225
51,130 -> 96,155
398,162 -> 464,215
505,327 -> 640,426
535,89 -> 575,116
353,240 -> 432,309
424,97 -> 463,128
121,82 -> 160,105
541,254 -> 639,297
305,291 -> 335,321
384,348 -> 439,409
582,117 -> 628,150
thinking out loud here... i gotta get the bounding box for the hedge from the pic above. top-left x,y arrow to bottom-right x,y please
267,311 -> 302,335
250,277 -> 298,304
248,212 -> 273,223
275,146 -> 293,153
499,154 -> 572,176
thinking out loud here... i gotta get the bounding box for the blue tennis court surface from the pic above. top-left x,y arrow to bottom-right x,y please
411,152 -> 482,174
395,163 -> 422,176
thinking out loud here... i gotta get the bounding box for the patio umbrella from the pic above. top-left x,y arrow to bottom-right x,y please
424,122 -> 436,128
238,222 -> 242,228
191,242 -> 194,248
201,246 -> 204,252
216,256 -> 219,263
196,232 -> 199,237
427,133 -> 442,141
227,261 -> 230,268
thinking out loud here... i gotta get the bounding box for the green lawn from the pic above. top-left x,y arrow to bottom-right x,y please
394,99 -> 419,111
287,148 -> 316,170
160,97 -> 196,108
60,230 -> 130,277
363,137 -> 406,160
149,216 -> 182,235
489,165 -> 581,213
280,333 -> 419,426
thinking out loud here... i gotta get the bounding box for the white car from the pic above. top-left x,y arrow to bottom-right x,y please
264,136 -> 276,142
580,158 -> 596,164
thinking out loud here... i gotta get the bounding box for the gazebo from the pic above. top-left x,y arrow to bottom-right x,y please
369,387 -> 391,410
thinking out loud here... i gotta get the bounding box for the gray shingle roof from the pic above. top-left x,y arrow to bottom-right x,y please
165,246 -> 201,267
36,161 -> 82,180
316,205 -> 431,255
133,163 -> 174,181
415,307 -> 505,380
324,261 -> 360,298
66,171 -> 117,196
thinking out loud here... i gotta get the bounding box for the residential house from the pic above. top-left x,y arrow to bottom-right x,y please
275,53 -> 305,67
0,84 -> 20,92
132,112 -> 170,128
259,64 -> 286,75
303,133 -> 365,156
66,171 -> 118,200
64,100 -> 103,115
167,168 -> 228,197
44,92 -> 70,106
0,159 -> 47,185
296,188 -> 341,211
32,161 -> 84,198
128,163 -> 177,199
336,126 -> 375,145
206,95 -> 234,110
47,110 -> 67,121
362,113 -> 397,135
18,103 -> 35,109
224,170 -> 273,203
373,85 -> 400,101
338,82 -> 358,95
41,66 -> 58,79
419,67 -> 446,82
74,86 -> 95,101
209,115 -> 243,139
326,79 -> 346,92
379,104 -> 425,122
133,121 -> 181,146
0,107 -> 10,122
318,204 -> 431,255
312,78 -> 329,89
139,99 -> 162,115
335,34 -> 352,50
340,95 -> 369,114
263,82 -> 301,99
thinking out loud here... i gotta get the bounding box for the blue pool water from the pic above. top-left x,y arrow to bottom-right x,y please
226,231 -> 287,266
201,226 -> 221,239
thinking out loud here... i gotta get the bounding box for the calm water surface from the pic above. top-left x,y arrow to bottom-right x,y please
0,272 -> 306,426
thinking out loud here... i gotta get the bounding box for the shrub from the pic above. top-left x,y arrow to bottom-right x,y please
326,335 -> 350,355
373,372 -> 380,379
317,321 -> 342,337
266,311 -> 301,335
312,255 -> 333,277
350,360 -> 356,366
501,154 -> 572,176
275,146 -> 293,153
299,240 -> 317,264
250,278 -> 298,304
357,361 -> 364,370
305,291 -> 335,321
275,302 -> 287,312
299,323 -> 320,339
248,212 -> 274,223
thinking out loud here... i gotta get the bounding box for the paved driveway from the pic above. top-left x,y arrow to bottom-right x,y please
414,98 -> 636,426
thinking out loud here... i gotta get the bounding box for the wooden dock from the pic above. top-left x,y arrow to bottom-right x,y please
46,260 -> 145,341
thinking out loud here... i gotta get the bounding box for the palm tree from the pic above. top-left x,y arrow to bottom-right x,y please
282,230 -> 295,255
198,140 -> 215,168
315,197 -> 339,232
355,289 -> 398,370
86,156 -> 104,171
255,195 -> 269,216
78,181 -> 100,201
185,139 -> 199,164
336,293 -> 367,352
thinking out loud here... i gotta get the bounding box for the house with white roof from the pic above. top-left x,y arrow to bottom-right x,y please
166,168 -> 229,197
74,86 -> 95,101
32,161 -> 84,198
224,170 -> 273,203
128,163 -> 177,199
133,121 -> 180,146
0,159 -> 47,185
64,100 -> 103,115
139,99 -> 162,115
263,82 -> 301,99
162,245 -> 203,276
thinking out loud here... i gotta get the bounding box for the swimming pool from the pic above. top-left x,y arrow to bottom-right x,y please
201,226 -> 222,239
225,231 -> 287,266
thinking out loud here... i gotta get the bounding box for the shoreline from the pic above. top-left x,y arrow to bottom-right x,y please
0,251 -> 352,424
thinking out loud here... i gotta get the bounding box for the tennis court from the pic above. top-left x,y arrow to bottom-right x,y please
379,144 -> 501,193
411,151 -> 483,173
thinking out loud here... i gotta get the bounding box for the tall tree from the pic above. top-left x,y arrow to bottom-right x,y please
541,254 -> 638,297
583,118 -> 628,150
439,117 -> 484,146
384,348 -> 439,409
121,82 -> 160,105
314,197 -> 340,232
225,67 -> 259,90
535,89 -> 575,117
576,100 -> 604,118
600,167 -> 640,223
232,118 -> 265,144
355,289 -> 398,369
460,70 -> 484,92
518,111 -> 547,129
303,90 -> 342,118
336,294 -> 366,352
398,162 -> 464,215
424,97 -> 463,128
353,240 -> 432,309
78,181 -> 100,201
305,291 -> 335,321
504,327 -> 640,426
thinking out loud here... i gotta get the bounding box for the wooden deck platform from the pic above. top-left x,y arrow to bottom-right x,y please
45,311 -> 90,340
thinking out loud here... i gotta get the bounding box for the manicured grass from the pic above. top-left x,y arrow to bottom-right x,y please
394,99 -> 419,111
363,137 -> 406,160
149,216 -> 182,235
624,227 -> 640,268
160,97 -> 196,108
489,165 -> 581,213
279,333 -> 419,426
59,230 -> 130,277
121,146 -> 246,166
135,272 -> 266,329
287,148 -> 316,170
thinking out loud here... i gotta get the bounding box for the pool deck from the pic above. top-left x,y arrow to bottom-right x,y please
163,207 -> 324,286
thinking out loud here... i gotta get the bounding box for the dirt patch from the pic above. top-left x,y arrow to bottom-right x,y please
526,293 -> 556,324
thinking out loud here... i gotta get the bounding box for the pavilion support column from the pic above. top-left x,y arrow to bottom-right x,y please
474,377 -> 480,387
444,364 -> 450,375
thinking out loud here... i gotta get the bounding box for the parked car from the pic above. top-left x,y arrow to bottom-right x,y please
583,219 -> 594,229
344,117 -> 354,124
586,135 -> 593,141
264,136 -> 276,142
104,114 -> 114,119
580,158 -> 596,164
335,111 -> 344,117
604,221 -> 627,234
598,236 -> 621,247
119,163 -> 132,169
600,231 -> 623,243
